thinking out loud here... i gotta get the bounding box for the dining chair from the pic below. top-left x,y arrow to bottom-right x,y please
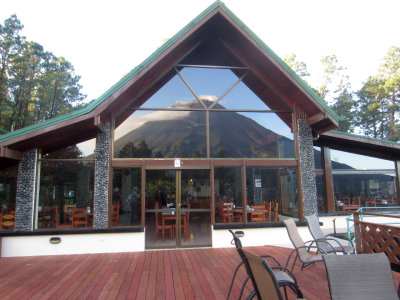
250,205 -> 265,222
263,202 -> 272,221
273,201 -> 279,221
72,207 -> 88,228
323,253 -> 398,300
365,198 -> 376,207
2,213 -> 15,230
283,218 -> 327,272
64,204 -> 76,224
305,214 -> 354,254
221,202 -> 233,223
227,230 -> 303,300
111,202 -> 119,226
155,202 -> 174,242
181,203 -> 190,241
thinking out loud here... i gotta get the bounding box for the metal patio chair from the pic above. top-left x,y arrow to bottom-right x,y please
240,248 -> 284,300
283,218 -> 328,272
323,253 -> 398,300
305,214 -> 355,254
226,230 -> 303,300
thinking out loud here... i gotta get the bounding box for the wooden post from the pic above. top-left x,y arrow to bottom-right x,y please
395,161 -> 400,204
322,147 -> 335,213
242,160 -> 247,224
353,212 -> 363,254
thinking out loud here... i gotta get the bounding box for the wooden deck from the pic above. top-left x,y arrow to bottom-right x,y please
0,246 -> 398,299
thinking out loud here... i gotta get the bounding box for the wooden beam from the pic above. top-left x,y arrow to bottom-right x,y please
0,147 -> 23,161
308,113 -> 325,126
322,147 -> 335,213
94,115 -> 105,132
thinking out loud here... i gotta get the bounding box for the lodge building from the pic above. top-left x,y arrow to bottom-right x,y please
0,2 -> 399,256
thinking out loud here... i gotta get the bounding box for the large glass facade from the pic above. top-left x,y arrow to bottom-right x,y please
247,166 -> 298,219
0,165 -> 17,231
331,150 -> 397,210
37,140 -> 96,229
111,168 -> 142,226
214,166 -> 243,223
114,66 -> 294,160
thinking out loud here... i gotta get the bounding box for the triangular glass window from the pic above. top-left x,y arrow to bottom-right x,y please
178,67 -> 240,108
215,81 -> 271,110
140,73 -> 195,109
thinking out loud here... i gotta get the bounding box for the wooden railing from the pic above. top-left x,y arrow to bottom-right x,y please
353,211 -> 400,267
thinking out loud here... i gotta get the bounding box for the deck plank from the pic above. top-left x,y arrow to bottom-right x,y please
0,246 -> 398,299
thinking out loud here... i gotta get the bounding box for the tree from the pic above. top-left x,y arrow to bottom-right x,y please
0,15 -> 85,131
378,46 -> 400,141
355,47 -> 400,141
0,15 -> 24,128
283,53 -> 310,80
356,76 -> 387,139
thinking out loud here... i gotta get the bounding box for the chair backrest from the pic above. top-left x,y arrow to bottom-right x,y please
323,253 -> 398,300
305,214 -> 325,240
72,208 -> 87,227
283,219 -> 308,259
228,229 -> 243,249
222,203 -> 232,222
273,202 -> 279,221
305,214 -> 332,252
111,203 -> 119,226
240,248 -> 283,300
251,205 -> 265,222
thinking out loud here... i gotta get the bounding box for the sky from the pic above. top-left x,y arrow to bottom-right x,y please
1,0 -> 399,168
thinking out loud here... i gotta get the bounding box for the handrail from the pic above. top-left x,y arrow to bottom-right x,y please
346,206 -> 400,244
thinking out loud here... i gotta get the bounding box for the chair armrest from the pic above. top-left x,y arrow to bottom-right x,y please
296,244 -> 328,255
270,265 -> 299,284
260,254 -> 281,266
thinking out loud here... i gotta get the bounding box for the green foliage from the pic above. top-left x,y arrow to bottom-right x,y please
0,15 -> 85,131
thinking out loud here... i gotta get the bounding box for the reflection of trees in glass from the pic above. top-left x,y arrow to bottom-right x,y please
118,139 -> 152,158
43,145 -> 83,159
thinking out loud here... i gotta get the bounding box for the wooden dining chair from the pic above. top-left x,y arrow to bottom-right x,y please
365,198 -> 376,207
64,204 -> 76,224
273,201 -> 279,222
72,207 -> 88,228
251,205 -> 265,222
181,203 -> 190,241
221,203 -> 233,223
155,202 -> 174,242
111,202 -> 120,226
263,202 -> 272,221
2,213 -> 15,230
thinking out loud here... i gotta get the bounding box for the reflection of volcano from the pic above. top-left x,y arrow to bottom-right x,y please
114,98 -> 294,158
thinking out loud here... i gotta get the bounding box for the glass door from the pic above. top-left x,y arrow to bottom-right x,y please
144,169 -> 211,249
145,170 -> 177,248
180,170 -> 211,247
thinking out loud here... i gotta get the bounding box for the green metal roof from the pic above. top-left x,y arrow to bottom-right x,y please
0,0 -> 339,144
327,130 -> 400,147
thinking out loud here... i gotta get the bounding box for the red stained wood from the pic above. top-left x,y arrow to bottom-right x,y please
0,246 -> 398,299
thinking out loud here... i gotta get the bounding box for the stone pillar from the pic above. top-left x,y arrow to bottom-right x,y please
15,149 -> 38,231
298,120 -> 318,216
93,122 -> 110,229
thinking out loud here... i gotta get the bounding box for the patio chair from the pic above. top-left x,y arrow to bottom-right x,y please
283,218 -> 328,272
305,214 -> 354,254
240,248 -> 284,300
226,230 -> 303,300
323,253 -> 398,300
